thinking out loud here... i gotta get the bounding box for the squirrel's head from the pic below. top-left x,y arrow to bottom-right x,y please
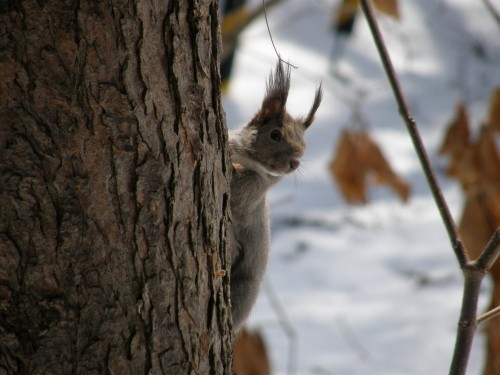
244,60 -> 323,177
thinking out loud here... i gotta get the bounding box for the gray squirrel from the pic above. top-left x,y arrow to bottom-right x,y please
228,61 -> 323,329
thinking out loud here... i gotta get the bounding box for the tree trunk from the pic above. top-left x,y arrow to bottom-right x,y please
0,1 -> 232,374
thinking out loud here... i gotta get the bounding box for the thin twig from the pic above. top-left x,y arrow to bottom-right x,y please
335,315 -> 371,360
221,0 -> 285,62
358,0 -> 469,270
482,0 -> 500,28
262,0 -> 298,69
263,277 -> 298,375
474,227 -> 500,272
477,305 -> 500,325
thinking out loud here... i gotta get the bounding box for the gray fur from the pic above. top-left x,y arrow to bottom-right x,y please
228,61 -> 323,329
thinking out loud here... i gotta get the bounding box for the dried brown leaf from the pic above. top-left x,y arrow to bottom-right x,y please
233,328 -> 271,375
330,130 -> 411,203
330,130 -> 368,203
487,87 -> 500,131
360,131 -> 410,202
438,101 -> 470,178
332,0 -> 360,33
373,0 -> 401,19
456,125 -> 500,191
459,186 -> 500,277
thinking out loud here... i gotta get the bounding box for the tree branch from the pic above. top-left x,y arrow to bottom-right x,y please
477,305 -> 500,325
450,226 -> 500,375
358,2 -> 500,375
474,227 -> 500,272
449,266 -> 483,375
263,278 -> 299,375
358,0 -> 469,270
482,0 -> 500,29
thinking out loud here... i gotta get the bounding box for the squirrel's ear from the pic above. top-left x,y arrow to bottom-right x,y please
303,83 -> 323,129
257,60 -> 291,123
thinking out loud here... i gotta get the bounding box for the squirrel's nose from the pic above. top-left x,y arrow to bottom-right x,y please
290,158 -> 300,171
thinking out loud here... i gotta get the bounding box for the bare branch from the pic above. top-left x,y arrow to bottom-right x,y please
478,305 -> 500,325
474,227 -> 500,272
357,2 -> 500,375
262,0 -> 298,69
483,0 -> 500,28
263,278 -> 299,375
358,0 -> 469,269
335,315 -> 371,361
449,267 -> 483,375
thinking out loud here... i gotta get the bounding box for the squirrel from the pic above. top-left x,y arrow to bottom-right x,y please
228,60 -> 323,329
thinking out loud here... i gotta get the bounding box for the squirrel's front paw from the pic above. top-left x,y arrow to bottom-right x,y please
232,163 -> 245,174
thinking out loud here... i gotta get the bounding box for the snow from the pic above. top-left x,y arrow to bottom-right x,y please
222,0 -> 500,373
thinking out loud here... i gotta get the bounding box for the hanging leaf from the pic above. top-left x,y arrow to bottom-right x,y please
330,130 -> 368,203
457,126 -> 500,190
359,131 -> 410,202
453,125 -> 500,275
438,102 -> 470,157
331,0 -> 399,36
459,187 -> 500,277
445,92 -> 500,372
331,0 -> 360,35
474,126 -> 500,183
487,87 -> 500,131
221,3 -> 250,92
233,327 -> 271,375
373,0 -> 401,19
441,100 -> 500,274
330,129 -> 410,204
438,102 -> 470,178
455,125 -> 500,191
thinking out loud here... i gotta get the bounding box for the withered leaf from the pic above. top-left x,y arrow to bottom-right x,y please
330,129 -> 410,204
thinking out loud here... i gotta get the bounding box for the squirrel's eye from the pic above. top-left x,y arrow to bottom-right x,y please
270,129 -> 282,142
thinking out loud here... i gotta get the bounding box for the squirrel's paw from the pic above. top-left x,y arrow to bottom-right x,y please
232,163 -> 245,174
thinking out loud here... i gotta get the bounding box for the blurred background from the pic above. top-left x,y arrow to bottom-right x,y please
220,0 -> 500,374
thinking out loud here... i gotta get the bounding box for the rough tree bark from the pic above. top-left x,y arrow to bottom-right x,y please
0,1 -> 232,374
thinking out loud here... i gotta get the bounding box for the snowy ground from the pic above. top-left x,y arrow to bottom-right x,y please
222,0 -> 500,374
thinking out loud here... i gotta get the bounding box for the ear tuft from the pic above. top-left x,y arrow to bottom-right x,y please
258,60 -> 291,122
303,83 -> 323,129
